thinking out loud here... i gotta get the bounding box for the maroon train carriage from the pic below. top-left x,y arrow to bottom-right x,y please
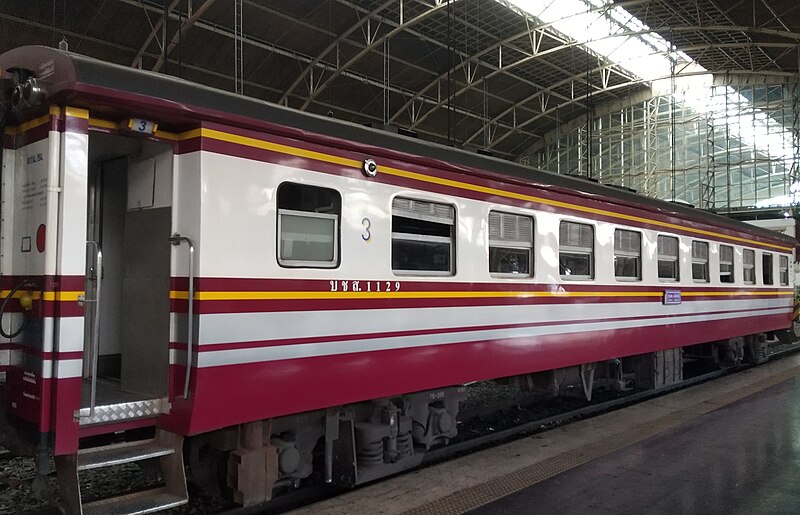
0,46 -> 795,512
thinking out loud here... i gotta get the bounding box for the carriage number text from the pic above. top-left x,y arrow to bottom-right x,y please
330,280 -> 401,293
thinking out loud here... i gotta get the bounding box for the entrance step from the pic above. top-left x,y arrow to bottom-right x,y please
76,397 -> 169,426
82,487 -> 187,515
56,429 -> 188,514
78,439 -> 175,471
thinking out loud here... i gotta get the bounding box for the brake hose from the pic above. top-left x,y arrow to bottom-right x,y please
0,280 -> 39,339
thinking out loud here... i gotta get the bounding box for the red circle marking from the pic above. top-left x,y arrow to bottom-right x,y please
36,224 -> 46,253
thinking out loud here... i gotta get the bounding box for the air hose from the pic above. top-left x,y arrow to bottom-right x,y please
0,280 -> 39,339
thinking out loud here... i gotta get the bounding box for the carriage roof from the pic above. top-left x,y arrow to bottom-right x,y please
1,45 -> 794,247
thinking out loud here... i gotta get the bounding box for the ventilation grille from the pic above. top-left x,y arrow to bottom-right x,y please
692,241 -> 709,260
489,212 -> 533,244
657,235 -> 678,258
614,229 -> 640,253
393,197 -> 454,224
560,221 -> 593,249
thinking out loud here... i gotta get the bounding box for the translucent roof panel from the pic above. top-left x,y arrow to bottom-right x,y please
506,0 -> 693,82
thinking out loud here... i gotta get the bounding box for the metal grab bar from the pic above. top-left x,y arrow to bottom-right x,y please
86,240 -> 102,418
170,234 -> 195,399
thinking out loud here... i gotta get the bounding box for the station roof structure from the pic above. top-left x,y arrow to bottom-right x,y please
1,0 -> 799,162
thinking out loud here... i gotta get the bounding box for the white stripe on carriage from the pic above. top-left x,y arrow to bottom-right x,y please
194,298 -> 790,346
166,306 -> 792,368
54,359 -> 84,379
55,317 -> 85,353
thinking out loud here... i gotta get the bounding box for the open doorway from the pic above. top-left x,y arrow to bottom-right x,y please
82,132 -> 173,414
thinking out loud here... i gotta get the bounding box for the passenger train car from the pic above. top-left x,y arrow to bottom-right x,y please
0,46 -> 795,512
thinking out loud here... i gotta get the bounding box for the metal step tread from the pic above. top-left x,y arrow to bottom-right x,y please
82,487 -> 188,515
78,438 -> 175,471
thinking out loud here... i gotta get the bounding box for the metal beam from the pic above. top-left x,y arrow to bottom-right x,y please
403,34 -> 639,134
0,11 -> 141,56
760,0 -> 791,31
299,0 -> 451,110
649,24 -> 800,41
114,0 -> 542,141
278,0 -> 394,105
130,0 -> 181,67
396,18 -> 799,149
151,0 -> 219,73
338,0 -> 572,123
386,13 -> 585,129
80,0 -> 800,162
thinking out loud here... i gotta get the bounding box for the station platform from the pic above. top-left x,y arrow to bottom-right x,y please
290,351 -> 800,515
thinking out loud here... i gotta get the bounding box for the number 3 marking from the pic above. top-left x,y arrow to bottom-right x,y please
138,120 -> 147,132
362,217 -> 372,242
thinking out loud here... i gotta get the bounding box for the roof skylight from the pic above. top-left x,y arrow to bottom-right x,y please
503,0 -> 798,206
507,0 -> 690,82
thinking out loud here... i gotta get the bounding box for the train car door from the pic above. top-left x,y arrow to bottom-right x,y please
80,132 -> 173,425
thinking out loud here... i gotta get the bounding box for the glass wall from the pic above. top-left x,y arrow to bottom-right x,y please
526,81 -> 800,211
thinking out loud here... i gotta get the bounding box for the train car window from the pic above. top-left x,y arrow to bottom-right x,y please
559,221 -> 594,280
743,249 -> 755,284
489,211 -> 533,277
392,197 -> 455,275
719,245 -> 734,283
762,253 -> 774,285
277,183 -> 341,268
614,229 -> 641,280
780,255 -> 789,286
691,241 -> 709,282
657,235 -> 679,281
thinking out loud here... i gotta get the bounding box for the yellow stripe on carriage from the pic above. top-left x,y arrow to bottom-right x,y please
78,123 -> 791,253
200,128 -> 361,169
191,128 -> 792,253
44,291 -> 85,302
159,128 -> 202,141
168,289 -> 793,301
86,117 -> 187,141
681,290 -> 794,297
88,118 -> 118,130
7,107 -> 88,135
378,163 -> 793,252
0,291 -> 84,302
65,107 -> 89,119
4,113 -> 51,135
0,290 -> 42,300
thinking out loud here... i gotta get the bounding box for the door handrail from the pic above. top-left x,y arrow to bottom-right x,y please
170,234 -> 195,399
85,240 -> 102,418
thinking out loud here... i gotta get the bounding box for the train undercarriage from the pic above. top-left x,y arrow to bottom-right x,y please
180,330 -> 790,508
0,329 -> 793,512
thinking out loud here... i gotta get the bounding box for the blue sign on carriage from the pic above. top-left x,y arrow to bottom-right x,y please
663,290 -> 682,305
